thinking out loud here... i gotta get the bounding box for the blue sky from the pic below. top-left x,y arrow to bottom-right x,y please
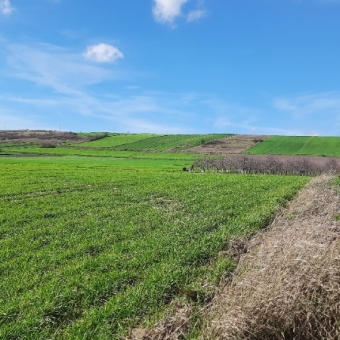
0,0 -> 340,135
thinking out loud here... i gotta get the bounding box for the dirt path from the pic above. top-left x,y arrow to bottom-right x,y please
203,174 -> 340,339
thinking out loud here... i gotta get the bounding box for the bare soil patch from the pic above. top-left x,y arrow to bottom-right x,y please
203,174 -> 340,339
189,135 -> 271,155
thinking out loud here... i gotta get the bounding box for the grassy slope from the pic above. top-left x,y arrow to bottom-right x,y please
77,133 -> 159,148
151,134 -> 232,151
246,136 -> 340,157
2,134 -> 340,158
0,146 -> 198,161
113,134 -> 232,151
0,156 -> 193,171
0,156 -> 309,340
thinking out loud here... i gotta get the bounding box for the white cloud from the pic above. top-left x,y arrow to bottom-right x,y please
152,0 -> 188,24
0,0 -> 14,15
187,9 -> 206,22
153,0 -> 207,25
83,43 -> 124,63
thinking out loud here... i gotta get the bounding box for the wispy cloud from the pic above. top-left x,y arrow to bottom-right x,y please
83,43 -> 124,63
271,92 -> 340,135
199,97 -> 266,134
5,42 -> 125,96
0,0 -> 14,16
152,0 -> 206,25
152,0 -> 188,24
187,0 -> 206,22
187,9 -> 206,22
273,92 -> 340,117
5,39 -> 332,135
1,40 -> 200,132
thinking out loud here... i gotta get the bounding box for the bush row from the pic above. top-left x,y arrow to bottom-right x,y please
195,155 -> 340,176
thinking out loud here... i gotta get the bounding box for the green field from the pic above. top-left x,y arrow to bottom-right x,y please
0,146 -> 198,162
77,133 -> 158,148
0,133 -> 231,160
0,155 -> 309,339
113,134 -> 231,151
246,136 -> 340,157
75,133 -> 232,151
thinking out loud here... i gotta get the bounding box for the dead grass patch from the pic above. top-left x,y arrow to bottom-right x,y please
203,174 -> 340,339
189,135 -> 271,155
128,303 -> 192,340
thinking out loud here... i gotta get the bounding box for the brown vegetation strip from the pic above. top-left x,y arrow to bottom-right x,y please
196,155 -> 340,176
189,135 -> 271,155
128,303 -> 192,340
203,174 -> 340,339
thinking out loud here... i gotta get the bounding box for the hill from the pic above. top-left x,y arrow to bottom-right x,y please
2,131 -> 340,158
246,135 -> 340,157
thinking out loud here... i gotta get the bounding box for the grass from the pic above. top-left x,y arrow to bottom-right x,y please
0,146 -> 198,161
112,134 -> 196,150
0,155 -> 196,172
151,134 -> 233,151
77,133 -> 158,148
246,136 -> 340,157
113,134 -> 232,151
0,156 -> 309,339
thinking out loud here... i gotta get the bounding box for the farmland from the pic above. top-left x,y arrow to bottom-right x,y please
247,136 -> 340,157
112,134 -> 232,151
77,133 -> 158,148
0,155 -> 309,339
4,130 -> 340,338
75,133 -> 232,151
3,132 -> 340,158
0,145 -> 198,161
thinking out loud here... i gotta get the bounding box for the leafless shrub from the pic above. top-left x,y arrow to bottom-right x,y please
195,155 -> 340,176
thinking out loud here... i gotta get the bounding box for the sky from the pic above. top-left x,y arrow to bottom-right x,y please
0,0 -> 340,135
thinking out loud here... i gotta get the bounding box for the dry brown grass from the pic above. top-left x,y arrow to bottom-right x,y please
128,303 -> 192,340
203,174 -> 340,339
189,135 -> 271,155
